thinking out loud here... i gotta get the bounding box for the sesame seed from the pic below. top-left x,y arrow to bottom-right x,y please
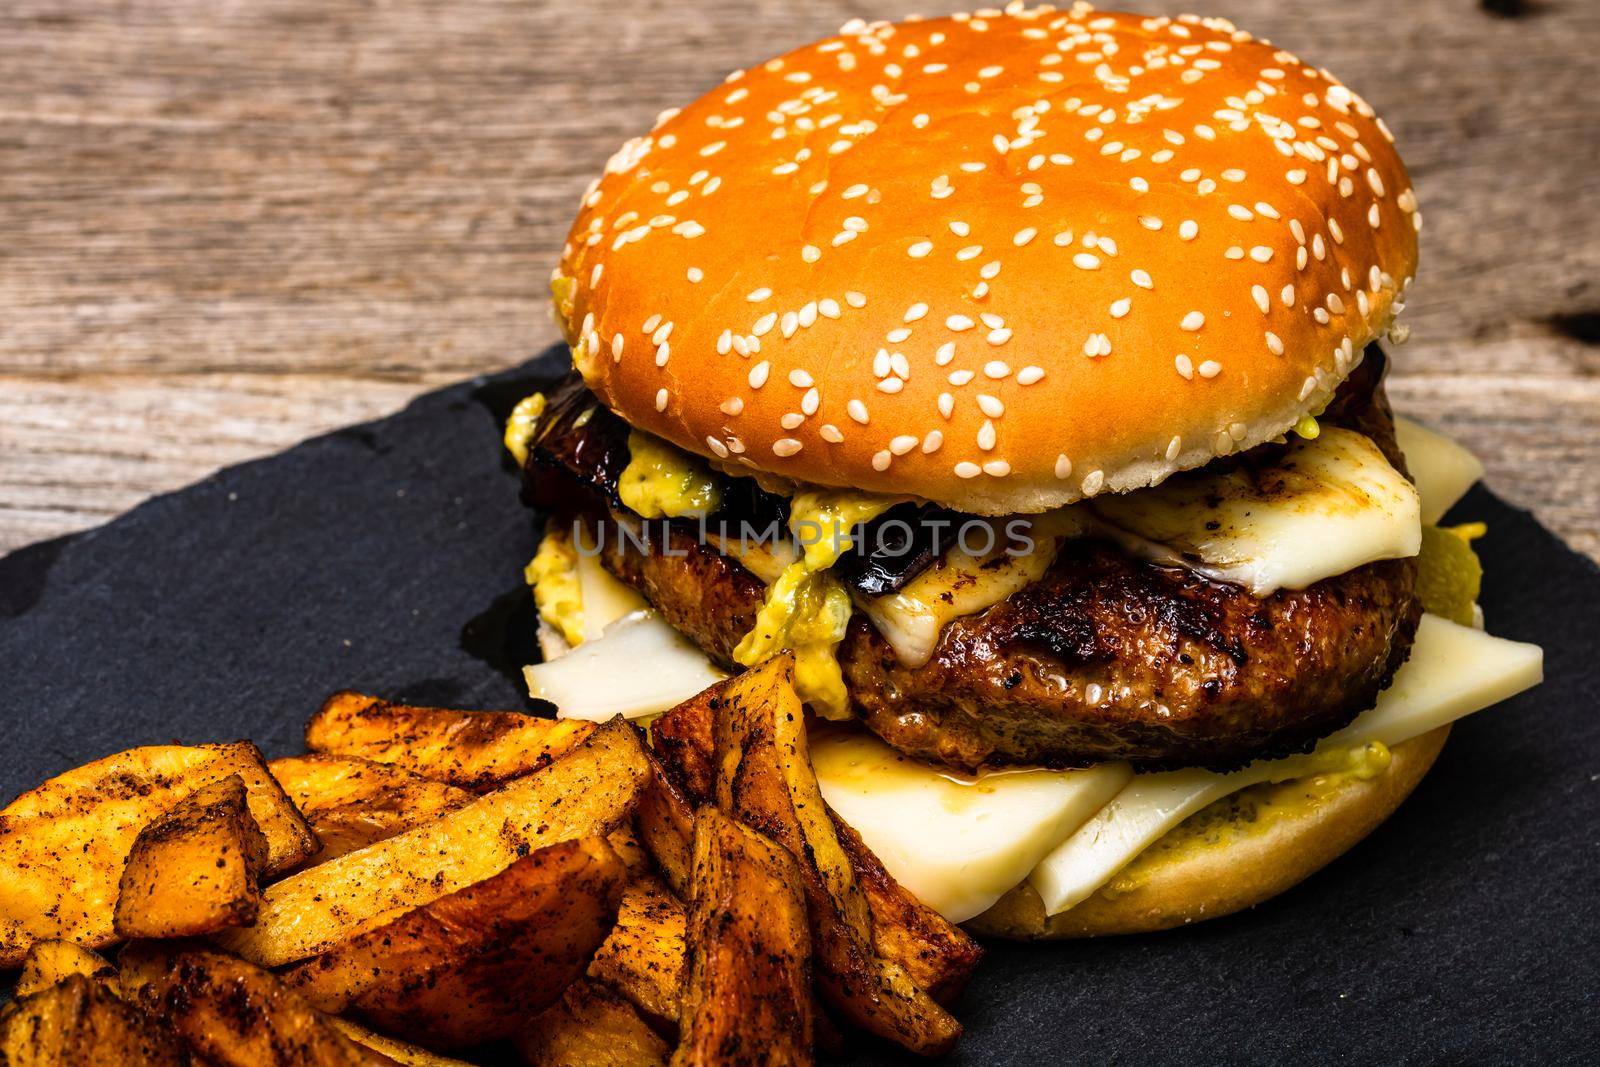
904,303 -> 929,323
1175,354 -> 1194,379
1252,285 -> 1270,313
1180,311 -> 1206,331
987,328 -> 1013,346
983,460 -> 1011,477
1179,220 -> 1199,241
847,399 -> 869,424
1281,285 -> 1296,307
720,397 -> 744,416
983,360 -> 1010,379
1081,470 -> 1105,496
687,267 -> 704,283
801,245 -> 821,263
1014,227 -> 1037,246
937,393 -> 955,419
789,369 -> 814,388
845,291 -> 866,308
1228,204 -> 1254,221
935,341 -> 956,365
977,394 -> 1005,418
1250,245 -> 1274,262
890,434 -> 919,456
955,462 -> 982,479
1017,365 -> 1045,385
655,388 -> 669,411
820,423 -> 843,443
922,430 -> 943,454
752,313 -> 777,336
908,240 -> 934,258
946,314 -> 975,331
876,377 -> 904,394
1198,360 -> 1222,378
748,361 -> 770,390
886,327 -> 912,343
1054,454 -> 1072,479
1111,298 -> 1132,318
1131,269 -> 1154,289
773,439 -> 803,457
1073,252 -> 1101,270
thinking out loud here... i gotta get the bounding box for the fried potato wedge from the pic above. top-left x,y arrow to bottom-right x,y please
113,775 -> 269,939
0,973 -> 187,1066
329,1018 -> 475,1066
0,741 -> 315,966
306,691 -> 594,790
649,681 -> 725,801
651,675 -> 982,1009
673,807 -> 813,1067
830,814 -> 982,1005
124,945 -> 381,1066
217,717 -> 648,967
518,978 -> 670,1067
268,754 -> 471,864
712,656 -> 961,1057
587,876 -> 687,1034
14,940 -> 117,999
284,837 -> 626,1049
634,750 -> 698,898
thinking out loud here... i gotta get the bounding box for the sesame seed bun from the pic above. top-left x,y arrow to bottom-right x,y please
554,6 -> 1420,514
965,725 -> 1449,939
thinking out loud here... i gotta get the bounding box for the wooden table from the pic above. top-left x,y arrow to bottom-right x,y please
3,0 -> 1597,559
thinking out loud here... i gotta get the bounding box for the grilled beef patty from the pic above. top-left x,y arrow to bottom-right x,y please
529,352 -> 1421,771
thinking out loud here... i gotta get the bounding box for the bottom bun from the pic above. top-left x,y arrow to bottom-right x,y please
967,726 -> 1451,940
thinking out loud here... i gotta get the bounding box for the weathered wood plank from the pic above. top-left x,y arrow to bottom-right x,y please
1,0 -> 1596,557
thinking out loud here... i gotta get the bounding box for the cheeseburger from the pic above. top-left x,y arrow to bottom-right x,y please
507,5 -> 1542,938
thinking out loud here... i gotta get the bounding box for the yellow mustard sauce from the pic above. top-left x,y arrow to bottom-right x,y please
1100,740 -> 1393,899
524,523 -> 584,647
502,392 -> 547,467
617,431 -> 723,519
733,489 -> 900,720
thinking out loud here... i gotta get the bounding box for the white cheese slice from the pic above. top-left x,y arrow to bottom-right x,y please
1396,416 -> 1485,525
853,513 -> 1082,668
525,610 -> 728,722
1028,613 -> 1543,915
813,729 -> 1132,922
574,540 -> 648,641
1088,427 -> 1422,595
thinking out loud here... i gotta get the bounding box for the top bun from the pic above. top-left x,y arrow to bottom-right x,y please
554,5 -> 1419,514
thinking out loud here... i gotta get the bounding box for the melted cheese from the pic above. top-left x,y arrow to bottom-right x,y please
1395,416 -> 1485,525
855,512 -> 1084,668
1088,427 -> 1422,595
1028,613 -> 1543,915
524,611 -> 728,722
813,729 -> 1131,922
732,490 -> 899,720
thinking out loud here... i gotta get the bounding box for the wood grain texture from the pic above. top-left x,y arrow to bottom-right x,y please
1,0 -> 1597,558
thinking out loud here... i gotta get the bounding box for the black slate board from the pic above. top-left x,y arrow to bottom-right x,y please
2,348 -> 1597,1064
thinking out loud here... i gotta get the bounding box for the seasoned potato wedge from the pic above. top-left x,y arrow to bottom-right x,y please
217,717 -> 648,967
284,837 -> 627,1049
268,754 -> 471,864
712,656 -> 961,1056
0,741 -> 315,966
14,940 -> 117,999
588,875 -> 687,1033
651,673 -> 982,1009
634,749 -> 698,898
306,690 -> 594,790
675,807 -> 813,1066
518,978 -> 670,1067
114,775 -> 269,939
0,973 -> 187,1066
123,945 -> 381,1065
329,1018 -> 476,1065
830,814 -> 982,1005
649,681 -> 725,800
